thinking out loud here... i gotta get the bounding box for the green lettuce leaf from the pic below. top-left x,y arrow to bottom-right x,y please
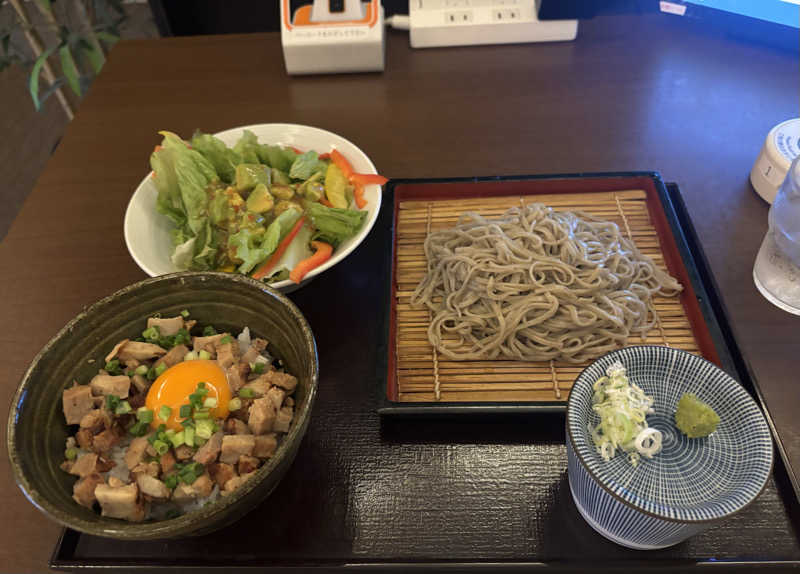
233,130 -> 260,164
289,151 -> 327,181
150,146 -> 186,228
188,219 -> 220,270
154,131 -> 219,235
190,132 -> 241,184
257,144 -> 297,173
229,208 -> 303,274
306,202 -> 367,247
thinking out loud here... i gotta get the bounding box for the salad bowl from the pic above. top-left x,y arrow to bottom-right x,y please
566,346 -> 773,549
124,124 -> 383,292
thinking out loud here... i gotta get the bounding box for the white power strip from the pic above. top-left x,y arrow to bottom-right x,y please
408,0 -> 577,48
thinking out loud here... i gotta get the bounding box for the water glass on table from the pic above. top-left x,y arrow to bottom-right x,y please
753,156 -> 800,315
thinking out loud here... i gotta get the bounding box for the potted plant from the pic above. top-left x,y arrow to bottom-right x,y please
0,0 -> 126,119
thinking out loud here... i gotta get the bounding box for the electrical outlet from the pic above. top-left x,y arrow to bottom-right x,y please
409,0 -> 577,48
445,10 -> 473,23
493,8 -> 520,21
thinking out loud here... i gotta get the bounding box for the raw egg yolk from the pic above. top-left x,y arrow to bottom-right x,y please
145,360 -> 231,430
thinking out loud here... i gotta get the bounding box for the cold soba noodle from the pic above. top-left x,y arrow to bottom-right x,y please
411,204 -> 683,363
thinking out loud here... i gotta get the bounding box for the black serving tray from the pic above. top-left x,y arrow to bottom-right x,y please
51,176 -> 800,572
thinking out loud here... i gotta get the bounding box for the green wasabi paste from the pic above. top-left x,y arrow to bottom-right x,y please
675,393 -> 720,438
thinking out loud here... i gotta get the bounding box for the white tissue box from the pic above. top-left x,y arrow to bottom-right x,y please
280,0 -> 385,75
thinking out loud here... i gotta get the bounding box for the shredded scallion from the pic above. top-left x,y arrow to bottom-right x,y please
588,361 -> 662,467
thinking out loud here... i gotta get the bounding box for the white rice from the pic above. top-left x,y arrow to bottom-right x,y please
105,440 -> 132,484
237,327 -> 251,354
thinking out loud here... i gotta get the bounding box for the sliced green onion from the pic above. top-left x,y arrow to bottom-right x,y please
114,400 -> 132,415
197,382 -> 207,390
153,439 -> 170,455
154,363 -> 167,377
179,472 -> 197,485
250,362 -> 265,374
198,350 -> 211,360
158,405 -> 172,421
146,366 -> 158,381
179,404 -> 192,419
180,309 -> 190,318
105,394 -> 120,412
203,397 -> 217,408
195,436 -> 208,447
169,430 -> 185,449
219,335 -> 233,345
65,447 -> 78,460
157,423 -> 166,433
202,325 -> 217,336
184,351 -> 198,362
228,398 -> 242,411
195,418 -> 214,439
104,359 -> 122,375
134,365 -> 148,376
164,475 -> 178,490
142,326 -> 160,341
136,408 -> 154,423
128,421 -> 149,437
180,418 -> 195,429
239,387 -> 255,399
193,411 -> 210,420
126,370 -> 134,377
184,426 -> 195,447
173,328 -> 191,346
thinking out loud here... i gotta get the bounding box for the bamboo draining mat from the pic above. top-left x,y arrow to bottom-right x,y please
394,190 -> 701,403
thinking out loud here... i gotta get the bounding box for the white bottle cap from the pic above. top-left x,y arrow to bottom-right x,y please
750,118 -> 800,204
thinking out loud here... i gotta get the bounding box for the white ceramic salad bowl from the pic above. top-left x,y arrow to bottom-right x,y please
124,123 -> 383,292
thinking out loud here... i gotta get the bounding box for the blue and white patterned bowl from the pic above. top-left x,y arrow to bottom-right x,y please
566,346 -> 773,549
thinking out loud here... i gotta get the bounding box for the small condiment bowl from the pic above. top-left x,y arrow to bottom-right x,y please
7,272 -> 318,539
566,346 -> 773,549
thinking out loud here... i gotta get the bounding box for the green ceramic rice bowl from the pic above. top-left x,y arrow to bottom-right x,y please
7,272 -> 318,539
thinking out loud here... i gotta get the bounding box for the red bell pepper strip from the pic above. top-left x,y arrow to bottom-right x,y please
330,149 -> 354,180
289,146 -> 304,154
350,173 -> 388,186
318,152 -> 331,160
319,196 -> 334,208
353,183 -> 367,209
289,241 -> 333,284
251,217 -> 306,280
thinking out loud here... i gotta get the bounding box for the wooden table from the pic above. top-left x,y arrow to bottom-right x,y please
1,12 -> 797,573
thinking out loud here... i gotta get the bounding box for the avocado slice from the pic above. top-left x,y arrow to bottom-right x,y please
246,184 -> 274,213
271,168 -> 291,186
235,164 -> 270,193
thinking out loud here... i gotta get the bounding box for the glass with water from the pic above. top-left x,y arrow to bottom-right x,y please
753,155 -> 800,315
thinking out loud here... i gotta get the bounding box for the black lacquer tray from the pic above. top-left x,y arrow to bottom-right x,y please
51,175 -> 800,572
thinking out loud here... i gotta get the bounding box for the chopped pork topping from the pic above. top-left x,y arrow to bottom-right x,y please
147,316 -> 185,337
95,482 -> 145,521
60,317 -> 298,523
62,384 -> 96,425
89,374 -> 131,398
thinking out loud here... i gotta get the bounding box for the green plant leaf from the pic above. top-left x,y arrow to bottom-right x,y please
79,39 -> 104,74
35,0 -> 52,12
29,45 -> 58,110
59,44 -> 82,97
37,77 -> 66,108
96,31 -> 120,47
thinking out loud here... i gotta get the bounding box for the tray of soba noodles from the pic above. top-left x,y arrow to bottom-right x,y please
378,173 -> 727,414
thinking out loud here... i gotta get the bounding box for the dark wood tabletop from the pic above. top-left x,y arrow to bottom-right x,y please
1,12 -> 798,573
